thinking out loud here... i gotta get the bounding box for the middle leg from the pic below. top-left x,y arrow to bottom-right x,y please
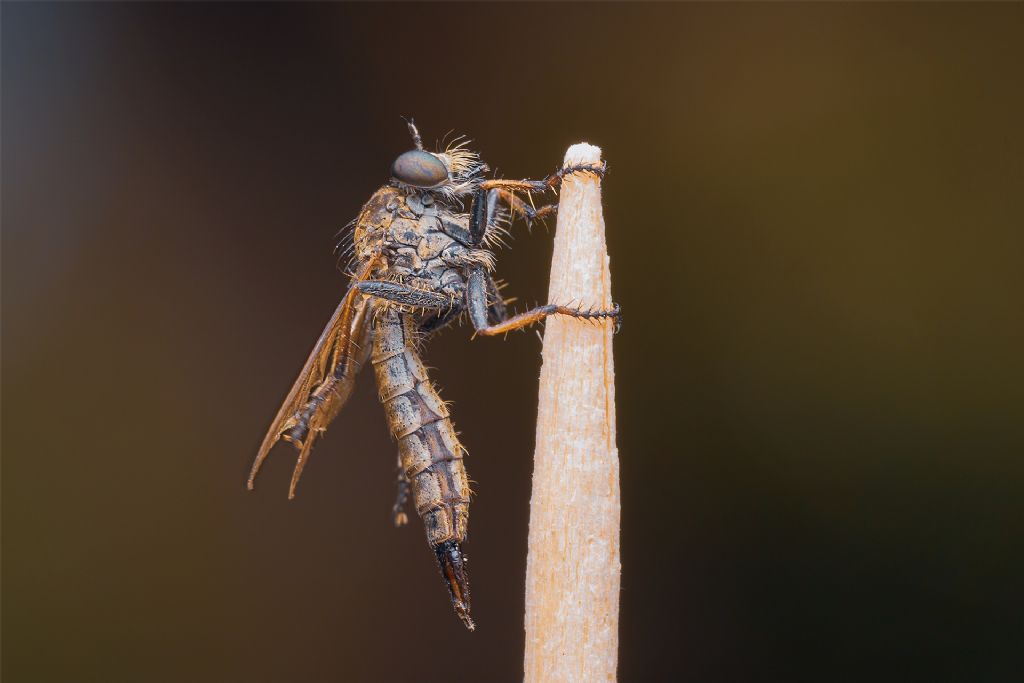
466,266 -> 620,336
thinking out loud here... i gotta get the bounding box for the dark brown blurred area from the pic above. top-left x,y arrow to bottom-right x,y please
3,3 -> 1022,682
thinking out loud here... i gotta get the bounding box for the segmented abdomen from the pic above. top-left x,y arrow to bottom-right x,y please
371,307 -> 469,547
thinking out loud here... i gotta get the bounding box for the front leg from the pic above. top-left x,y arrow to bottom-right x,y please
493,189 -> 557,228
472,162 -> 606,234
478,160 -> 607,195
466,266 -> 620,336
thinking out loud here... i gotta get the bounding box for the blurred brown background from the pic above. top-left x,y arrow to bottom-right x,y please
3,3 -> 1022,682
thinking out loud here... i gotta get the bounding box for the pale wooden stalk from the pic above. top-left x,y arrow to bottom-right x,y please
524,144 -> 620,682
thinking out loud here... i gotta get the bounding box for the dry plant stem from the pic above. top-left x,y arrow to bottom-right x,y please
524,144 -> 620,682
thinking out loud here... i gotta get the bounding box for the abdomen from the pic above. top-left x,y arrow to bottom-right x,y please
371,307 -> 470,547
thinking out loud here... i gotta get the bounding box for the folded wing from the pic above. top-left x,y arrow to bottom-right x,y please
248,257 -> 378,498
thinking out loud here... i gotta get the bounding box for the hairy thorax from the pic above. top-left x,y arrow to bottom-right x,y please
354,186 -> 493,300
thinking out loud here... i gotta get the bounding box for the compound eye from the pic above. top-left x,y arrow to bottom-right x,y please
391,150 -> 449,188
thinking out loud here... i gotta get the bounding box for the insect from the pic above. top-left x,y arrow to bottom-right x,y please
248,122 -> 619,630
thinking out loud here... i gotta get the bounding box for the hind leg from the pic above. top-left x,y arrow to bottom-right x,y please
392,454 -> 411,527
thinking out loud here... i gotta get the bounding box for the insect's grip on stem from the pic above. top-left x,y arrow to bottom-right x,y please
523,144 -> 620,681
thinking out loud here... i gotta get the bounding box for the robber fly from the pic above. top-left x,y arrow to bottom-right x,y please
248,121 -> 619,630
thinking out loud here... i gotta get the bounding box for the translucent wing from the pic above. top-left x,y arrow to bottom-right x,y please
248,257 -> 378,498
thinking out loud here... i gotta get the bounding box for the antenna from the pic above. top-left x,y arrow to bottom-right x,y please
404,117 -> 424,150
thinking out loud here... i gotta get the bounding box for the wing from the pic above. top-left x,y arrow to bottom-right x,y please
248,256 -> 378,498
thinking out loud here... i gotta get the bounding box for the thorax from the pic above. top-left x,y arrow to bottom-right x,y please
354,186 -> 477,293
